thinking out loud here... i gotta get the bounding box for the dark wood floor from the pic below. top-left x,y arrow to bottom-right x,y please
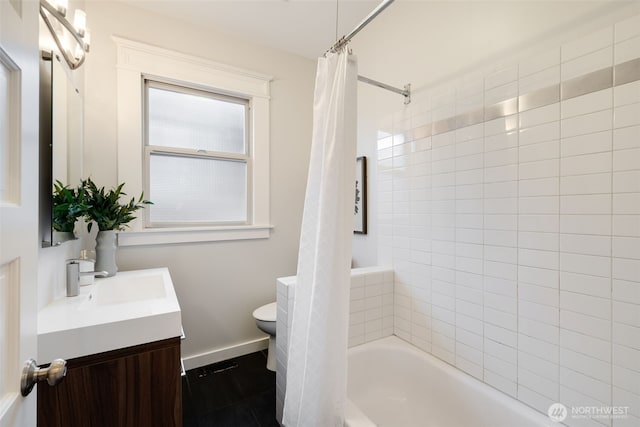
182,350 -> 279,427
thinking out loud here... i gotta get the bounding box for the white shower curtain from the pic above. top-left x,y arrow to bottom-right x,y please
283,50 -> 358,427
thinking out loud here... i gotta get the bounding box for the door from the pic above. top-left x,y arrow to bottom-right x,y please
1,0 -> 41,426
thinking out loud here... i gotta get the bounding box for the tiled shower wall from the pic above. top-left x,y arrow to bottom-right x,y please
275,267 -> 394,424
378,14 -> 640,426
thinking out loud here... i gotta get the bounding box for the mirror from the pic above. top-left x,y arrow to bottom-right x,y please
39,51 -> 84,247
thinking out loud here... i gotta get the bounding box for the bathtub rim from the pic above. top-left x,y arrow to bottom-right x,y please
346,335 -> 553,427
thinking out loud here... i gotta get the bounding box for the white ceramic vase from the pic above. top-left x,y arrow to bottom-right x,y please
95,230 -> 117,277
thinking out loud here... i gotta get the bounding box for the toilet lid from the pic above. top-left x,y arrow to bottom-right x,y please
253,302 -> 277,321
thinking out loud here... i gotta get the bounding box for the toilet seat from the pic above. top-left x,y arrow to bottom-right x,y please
252,302 -> 277,322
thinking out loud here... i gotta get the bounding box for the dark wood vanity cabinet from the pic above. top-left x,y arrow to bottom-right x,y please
38,337 -> 182,427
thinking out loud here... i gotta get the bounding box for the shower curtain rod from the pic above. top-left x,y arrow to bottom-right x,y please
327,0 -> 411,105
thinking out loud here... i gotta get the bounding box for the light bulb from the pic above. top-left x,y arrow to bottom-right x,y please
73,9 -> 86,37
55,0 -> 67,16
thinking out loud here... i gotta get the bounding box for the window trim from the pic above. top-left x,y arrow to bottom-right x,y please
142,78 -> 253,228
114,36 -> 272,246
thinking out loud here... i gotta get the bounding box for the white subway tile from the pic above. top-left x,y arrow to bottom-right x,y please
518,249 -> 559,270
561,46 -> 613,81
560,367 -> 611,403
456,327 -> 483,351
560,194 -> 611,215
614,343 -> 640,372
561,110 -> 613,138
561,327 -> 611,363
613,322 -> 640,350
484,305 -> 517,329
613,365 -> 640,395
560,291 -> 611,320
561,309 -> 611,340
615,80 -> 640,107
562,26 -> 613,62
615,34 -> 640,65
485,260 -> 518,280
519,333 -> 558,364
483,181 -> 518,199
561,271 -> 611,298
561,130 -> 612,157
455,312 -> 483,336
560,233 -> 611,257
519,214 -> 559,233
519,316 -> 559,342
561,173 -> 612,195
613,237 -> 640,260
519,300 -> 560,326
519,196 -> 559,214
614,171 -> 640,193
559,387 -> 611,421
519,121 -> 560,146
485,323 -> 517,347
519,140 -> 560,163
614,125 -> 640,150
614,148 -> 640,172
520,282 -> 559,305
560,214 -> 611,235
615,14 -> 640,43
561,88 -> 613,119
456,169 -> 483,186
484,131 -> 518,152
519,265 -> 559,288
484,245 -> 517,264
561,152 -> 612,177
520,103 -> 560,129
613,279 -> 640,305
614,300 -> 640,327
615,103 -> 640,128
519,231 -> 559,252
484,148 -> 517,168
561,252 -> 611,278
614,193 -> 640,215
484,198 -> 518,215
518,385 -> 556,415
560,347 -> 612,383
519,350 -> 559,381
518,367 -> 559,400
485,354 -> 518,382
484,164 -> 518,183
520,159 -> 560,179
519,177 -> 559,197
485,214 -> 518,231
613,257 -> 640,282
485,337 -> 517,362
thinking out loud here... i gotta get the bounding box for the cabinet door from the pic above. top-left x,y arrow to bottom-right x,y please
38,338 -> 182,427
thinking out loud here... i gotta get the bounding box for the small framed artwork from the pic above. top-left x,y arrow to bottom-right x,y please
354,156 -> 367,234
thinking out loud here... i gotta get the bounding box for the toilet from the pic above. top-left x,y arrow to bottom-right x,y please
252,302 -> 277,371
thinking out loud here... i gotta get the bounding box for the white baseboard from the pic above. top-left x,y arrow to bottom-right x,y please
182,337 -> 269,371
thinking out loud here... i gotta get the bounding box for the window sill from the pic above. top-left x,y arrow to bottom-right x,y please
117,225 -> 273,247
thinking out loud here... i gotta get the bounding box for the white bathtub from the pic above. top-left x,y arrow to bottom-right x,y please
345,336 -> 552,427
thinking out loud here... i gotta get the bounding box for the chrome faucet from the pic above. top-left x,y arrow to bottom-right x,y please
66,260 -> 108,297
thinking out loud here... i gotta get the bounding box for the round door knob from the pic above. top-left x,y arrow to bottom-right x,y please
21,358 -> 67,397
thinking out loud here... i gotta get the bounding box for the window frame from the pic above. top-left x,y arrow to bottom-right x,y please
142,77 -> 253,228
114,37 -> 273,246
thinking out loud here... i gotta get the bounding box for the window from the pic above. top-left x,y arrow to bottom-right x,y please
114,37 -> 272,245
144,79 -> 251,226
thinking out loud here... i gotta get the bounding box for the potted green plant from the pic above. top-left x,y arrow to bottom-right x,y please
82,178 -> 152,277
52,180 -> 90,240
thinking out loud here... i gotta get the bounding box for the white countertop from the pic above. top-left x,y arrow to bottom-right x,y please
38,267 -> 182,362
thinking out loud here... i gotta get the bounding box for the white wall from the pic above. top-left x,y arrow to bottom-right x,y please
78,1 -> 316,367
352,1 -> 640,425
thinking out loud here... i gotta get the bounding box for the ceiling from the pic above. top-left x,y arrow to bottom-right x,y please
117,0 -> 381,59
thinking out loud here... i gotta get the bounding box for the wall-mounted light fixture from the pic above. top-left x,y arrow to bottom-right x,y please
39,0 -> 90,70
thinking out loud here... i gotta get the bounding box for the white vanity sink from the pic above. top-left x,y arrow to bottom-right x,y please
38,268 -> 182,362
